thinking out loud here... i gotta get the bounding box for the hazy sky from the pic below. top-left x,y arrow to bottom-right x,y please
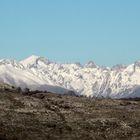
0,0 -> 140,66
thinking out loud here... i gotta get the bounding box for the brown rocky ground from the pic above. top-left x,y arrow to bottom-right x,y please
0,90 -> 140,140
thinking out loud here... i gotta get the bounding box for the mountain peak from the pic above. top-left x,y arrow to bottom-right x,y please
112,64 -> 126,71
23,55 -> 41,61
134,60 -> 140,67
84,61 -> 97,68
1,56 -> 140,99
20,55 -> 50,67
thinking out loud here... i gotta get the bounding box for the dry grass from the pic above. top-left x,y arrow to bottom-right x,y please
0,91 -> 139,140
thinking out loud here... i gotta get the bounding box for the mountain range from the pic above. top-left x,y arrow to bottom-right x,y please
0,55 -> 140,98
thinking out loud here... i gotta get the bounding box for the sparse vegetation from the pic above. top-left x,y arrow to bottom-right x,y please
0,86 -> 139,140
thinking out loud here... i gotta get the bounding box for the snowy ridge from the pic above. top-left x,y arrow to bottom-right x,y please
0,55 -> 140,98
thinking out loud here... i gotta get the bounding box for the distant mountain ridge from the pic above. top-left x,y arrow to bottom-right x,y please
0,55 -> 140,98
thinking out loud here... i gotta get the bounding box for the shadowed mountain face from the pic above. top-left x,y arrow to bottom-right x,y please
1,55 -> 140,98
0,87 -> 140,140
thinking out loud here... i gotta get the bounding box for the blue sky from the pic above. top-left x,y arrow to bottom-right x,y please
0,0 -> 140,66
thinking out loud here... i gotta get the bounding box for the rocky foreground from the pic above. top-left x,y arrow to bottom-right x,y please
0,89 -> 140,140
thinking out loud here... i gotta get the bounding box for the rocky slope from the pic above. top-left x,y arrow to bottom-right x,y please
0,88 -> 140,140
0,55 -> 140,98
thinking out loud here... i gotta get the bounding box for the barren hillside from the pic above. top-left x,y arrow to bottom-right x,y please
0,89 -> 140,140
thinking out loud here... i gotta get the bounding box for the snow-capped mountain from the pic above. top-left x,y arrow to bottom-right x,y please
0,55 -> 140,98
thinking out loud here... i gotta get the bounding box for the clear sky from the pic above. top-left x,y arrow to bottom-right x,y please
0,0 -> 140,66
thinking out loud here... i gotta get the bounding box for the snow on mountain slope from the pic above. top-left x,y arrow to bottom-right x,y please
0,59 -> 69,94
0,56 -> 140,98
20,55 -> 50,67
